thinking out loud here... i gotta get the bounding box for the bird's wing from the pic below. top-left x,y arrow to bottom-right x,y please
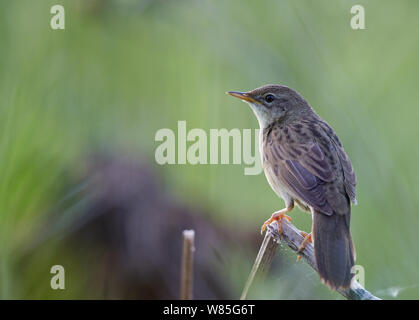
264,138 -> 335,215
317,121 -> 357,204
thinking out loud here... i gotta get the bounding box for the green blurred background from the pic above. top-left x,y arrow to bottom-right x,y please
1,0 -> 418,299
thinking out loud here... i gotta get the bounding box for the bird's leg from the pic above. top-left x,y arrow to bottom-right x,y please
260,203 -> 294,235
296,231 -> 313,261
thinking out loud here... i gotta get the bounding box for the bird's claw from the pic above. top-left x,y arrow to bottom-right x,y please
297,231 -> 312,254
260,211 -> 292,235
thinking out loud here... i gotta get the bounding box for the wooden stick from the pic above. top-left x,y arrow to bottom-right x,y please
180,230 -> 195,300
243,219 -> 380,300
240,230 -> 279,299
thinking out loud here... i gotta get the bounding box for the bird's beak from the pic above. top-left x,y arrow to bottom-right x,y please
227,91 -> 260,104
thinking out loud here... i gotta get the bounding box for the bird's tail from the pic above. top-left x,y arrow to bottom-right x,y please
312,210 -> 355,290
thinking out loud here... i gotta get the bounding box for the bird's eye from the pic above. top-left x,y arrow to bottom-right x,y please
264,94 -> 275,103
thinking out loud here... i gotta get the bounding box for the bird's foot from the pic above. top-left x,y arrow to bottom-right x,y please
296,231 -> 312,261
260,209 -> 292,235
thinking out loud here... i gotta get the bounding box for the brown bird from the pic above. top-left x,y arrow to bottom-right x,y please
228,85 -> 357,290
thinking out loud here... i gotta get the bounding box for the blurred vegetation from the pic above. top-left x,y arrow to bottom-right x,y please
1,0 -> 419,299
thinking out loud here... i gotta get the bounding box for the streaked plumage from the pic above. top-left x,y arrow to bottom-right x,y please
228,84 -> 357,289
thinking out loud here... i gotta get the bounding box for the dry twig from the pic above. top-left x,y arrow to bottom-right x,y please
180,229 -> 195,300
242,219 -> 380,300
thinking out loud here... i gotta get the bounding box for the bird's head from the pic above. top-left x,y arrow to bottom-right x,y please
228,84 -> 312,128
